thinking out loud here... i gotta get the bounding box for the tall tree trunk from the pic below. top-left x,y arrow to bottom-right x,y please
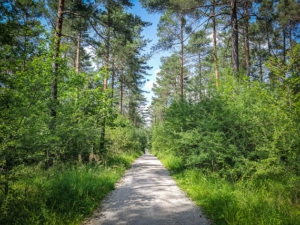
100,0 -> 111,154
244,0 -> 250,77
180,12 -> 184,97
50,0 -> 65,130
99,118 -> 106,153
111,57 -> 115,101
231,0 -> 239,74
76,31 -> 81,73
266,23 -> 271,55
289,21 -> 295,73
120,77 -> 123,114
104,0 -> 111,91
212,0 -> 219,87
266,22 -> 275,85
289,21 -> 293,50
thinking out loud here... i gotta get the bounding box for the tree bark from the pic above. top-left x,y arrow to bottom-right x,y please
76,31 -> 81,73
120,78 -> 123,114
266,24 -> 271,55
244,0 -> 250,77
180,12 -> 184,97
104,0 -> 111,91
212,0 -> 219,87
50,0 -> 65,130
289,21 -> 293,50
100,0 -> 112,154
231,0 -> 239,74
111,57 -> 115,101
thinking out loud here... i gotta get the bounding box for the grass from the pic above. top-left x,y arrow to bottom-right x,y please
0,152 -> 141,225
154,151 -> 184,172
154,151 -> 300,225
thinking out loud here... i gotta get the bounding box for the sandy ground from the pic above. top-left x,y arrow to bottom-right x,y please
82,152 -> 210,225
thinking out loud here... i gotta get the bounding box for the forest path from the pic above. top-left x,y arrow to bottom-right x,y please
82,152 -> 210,225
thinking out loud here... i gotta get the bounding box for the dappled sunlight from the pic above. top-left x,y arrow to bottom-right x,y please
84,153 -> 209,225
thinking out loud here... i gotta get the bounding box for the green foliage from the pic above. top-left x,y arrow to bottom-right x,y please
151,123 -> 175,153
0,51 -> 52,167
152,151 -> 183,172
54,66 -> 115,160
172,168 -> 300,225
0,41 -> 147,224
151,47 -> 300,223
108,126 -> 142,152
107,115 -> 145,154
152,75 -> 300,178
0,1 -> 150,224
0,153 -> 138,225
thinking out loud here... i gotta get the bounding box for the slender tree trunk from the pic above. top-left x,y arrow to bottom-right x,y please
104,0 -> 111,91
100,0 -> 112,154
76,28 -> 81,161
289,21 -> 293,50
265,22 -> 275,85
99,119 -> 106,153
76,31 -> 81,73
180,12 -> 184,97
289,21 -> 295,73
22,15 -> 29,70
120,79 -> 123,114
266,24 -> 271,55
111,57 -> 115,101
231,0 -> 239,73
50,0 -> 65,130
244,0 -> 250,77
212,0 -> 219,87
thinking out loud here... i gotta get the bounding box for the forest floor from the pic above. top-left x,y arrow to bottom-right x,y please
82,152 -> 210,225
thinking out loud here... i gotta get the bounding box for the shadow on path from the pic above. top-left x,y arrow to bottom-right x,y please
82,153 -> 210,225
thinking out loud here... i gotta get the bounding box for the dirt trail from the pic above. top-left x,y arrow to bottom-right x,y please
83,152 -> 210,225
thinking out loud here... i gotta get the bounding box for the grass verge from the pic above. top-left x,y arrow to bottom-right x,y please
154,151 -> 300,225
0,152 -> 141,225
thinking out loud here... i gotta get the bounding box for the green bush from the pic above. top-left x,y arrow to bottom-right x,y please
153,76 -> 300,178
151,67 -> 300,224
152,151 -> 183,172
107,115 -> 147,154
0,152 -> 138,225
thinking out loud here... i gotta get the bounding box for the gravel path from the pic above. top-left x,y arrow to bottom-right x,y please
82,152 -> 210,225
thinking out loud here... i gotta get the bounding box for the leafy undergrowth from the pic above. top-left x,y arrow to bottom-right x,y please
155,152 -> 300,225
0,152 -> 141,225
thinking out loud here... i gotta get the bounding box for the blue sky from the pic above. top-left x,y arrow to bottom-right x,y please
127,0 -> 168,105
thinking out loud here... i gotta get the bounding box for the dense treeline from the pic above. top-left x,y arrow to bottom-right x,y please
0,0 -> 149,223
141,0 -> 300,224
